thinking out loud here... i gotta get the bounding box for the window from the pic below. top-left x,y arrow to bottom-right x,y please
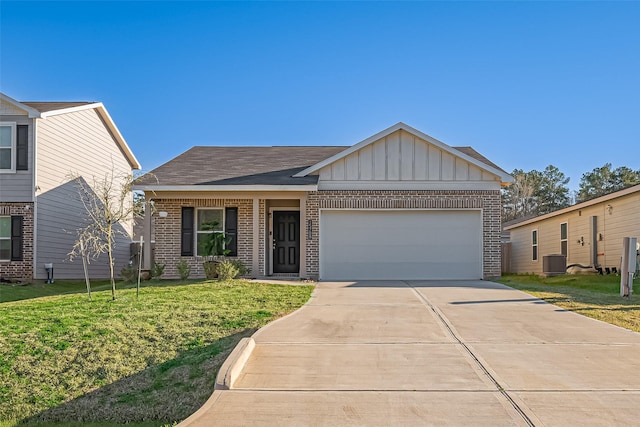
0,216 -> 23,261
0,217 -> 10,260
196,208 -> 224,256
181,207 -> 238,257
0,123 -> 16,171
560,222 -> 568,257
0,122 -> 27,172
532,229 -> 538,261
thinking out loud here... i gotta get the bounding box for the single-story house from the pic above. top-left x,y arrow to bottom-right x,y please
134,122 -> 512,281
504,184 -> 640,275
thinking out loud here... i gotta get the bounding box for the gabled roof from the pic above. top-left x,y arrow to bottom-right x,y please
0,92 -> 140,169
505,183 -> 640,230
135,146 -> 347,188
294,122 -> 513,184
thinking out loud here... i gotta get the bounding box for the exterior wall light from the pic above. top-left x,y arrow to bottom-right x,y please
158,211 -> 168,218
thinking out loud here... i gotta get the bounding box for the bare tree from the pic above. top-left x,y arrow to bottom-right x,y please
68,170 -> 135,300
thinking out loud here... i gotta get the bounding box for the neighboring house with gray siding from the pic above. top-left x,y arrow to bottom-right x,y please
0,93 -> 140,281
505,184 -> 640,275
135,122 -> 512,281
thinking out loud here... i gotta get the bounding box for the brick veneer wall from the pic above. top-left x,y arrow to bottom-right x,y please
0,203 -> 34,280
152,198 -> 254,279
304,190 -> 502,280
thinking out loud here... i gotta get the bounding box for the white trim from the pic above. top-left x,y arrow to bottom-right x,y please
317,180 -> 501,191
0,122 -> 17,173
268,207 -> 301,276
134,184 -> 318,192
39,102 -> 104,118
294,122 -> 513,183
252,199 -> 260,276
318,208 -> 484,280
0,216 -> 10,262
0,93 -> 41,118
505,184 -> 640,230
39,102 -> 141,170
194,207 -> 224,257
32,120 -> 38,278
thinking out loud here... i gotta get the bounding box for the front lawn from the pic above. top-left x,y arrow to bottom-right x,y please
498,274 -> 640,332
0,280 -> 313,426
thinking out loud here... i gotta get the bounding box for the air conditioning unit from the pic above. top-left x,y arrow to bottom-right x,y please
543,254 -> 566,277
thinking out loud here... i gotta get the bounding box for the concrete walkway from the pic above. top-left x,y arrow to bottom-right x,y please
181,280 -> 640,426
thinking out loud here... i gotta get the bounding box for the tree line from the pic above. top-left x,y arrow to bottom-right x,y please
502,163 -> 640,223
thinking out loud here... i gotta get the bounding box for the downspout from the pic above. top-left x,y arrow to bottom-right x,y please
590,215 -> 598,268
32,118 -> 38,280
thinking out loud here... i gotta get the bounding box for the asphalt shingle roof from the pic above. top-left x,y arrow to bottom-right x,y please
136,146 -> 348,186
137,144 -> 504,187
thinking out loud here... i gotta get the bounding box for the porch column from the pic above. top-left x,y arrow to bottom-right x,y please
299,196 -> 307,278
142,199 -> 152,270
252,198 -> 260,276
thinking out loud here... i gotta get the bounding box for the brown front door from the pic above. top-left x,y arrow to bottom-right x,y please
273,211 -> 300,274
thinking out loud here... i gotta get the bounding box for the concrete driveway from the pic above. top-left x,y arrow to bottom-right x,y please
181,280 -> 640,426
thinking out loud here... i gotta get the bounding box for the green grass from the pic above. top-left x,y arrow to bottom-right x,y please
0,279 -> 313,426
498,274 -> 640,332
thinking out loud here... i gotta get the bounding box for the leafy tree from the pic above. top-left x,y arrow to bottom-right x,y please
535,165 -> 571,214
68,171 -> 136,301
577,163 -> 640,202
502,165 -> 571,222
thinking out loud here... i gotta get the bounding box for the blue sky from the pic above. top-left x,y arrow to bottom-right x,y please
1,1 -> 638,191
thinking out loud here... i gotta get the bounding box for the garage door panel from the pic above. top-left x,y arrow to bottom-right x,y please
320,210 -> 481,280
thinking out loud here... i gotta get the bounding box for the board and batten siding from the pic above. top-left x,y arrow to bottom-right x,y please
317,129 -> 499,189
0,108 -> 35,202
509,191 -> 640,275
35,108 -> 134,279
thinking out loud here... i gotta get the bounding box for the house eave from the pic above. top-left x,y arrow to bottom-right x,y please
505,184 -> 640,230
133,184 -> 319,192
40,102 -> 141,170
0,93 -> 42,118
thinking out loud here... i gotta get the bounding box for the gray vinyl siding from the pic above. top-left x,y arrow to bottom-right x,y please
35,109 -> 133,279
0,115 -> 34,202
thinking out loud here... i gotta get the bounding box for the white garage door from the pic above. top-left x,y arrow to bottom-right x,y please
320,210 -> 482,280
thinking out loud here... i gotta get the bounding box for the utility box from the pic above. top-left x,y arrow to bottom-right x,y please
542,254 -> 566,277
621,237 -> 637,297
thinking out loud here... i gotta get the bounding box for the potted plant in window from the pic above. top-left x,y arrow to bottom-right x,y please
200,220 -> 231,279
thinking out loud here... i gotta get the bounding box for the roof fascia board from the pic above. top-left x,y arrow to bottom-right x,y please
41,102 -> 141,170
133,184 -> 319,192
505,184 -> 640,230
294,122 -> 513,183
39,102 -> 104,118
0,93 -> 41,118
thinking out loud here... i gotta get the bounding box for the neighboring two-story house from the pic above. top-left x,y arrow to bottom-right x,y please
0,93 -> 140,281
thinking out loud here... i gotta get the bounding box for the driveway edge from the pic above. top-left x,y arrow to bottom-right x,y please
214,337 -> 256,390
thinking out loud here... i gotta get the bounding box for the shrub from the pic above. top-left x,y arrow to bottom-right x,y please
176,259 -> 191,281
120,264 -> 137,284
150,263 -> 166,279
216,260 -> 240,280
231,259 -> 250,277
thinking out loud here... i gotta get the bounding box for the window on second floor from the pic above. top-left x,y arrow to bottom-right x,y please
0,122 -> 28,172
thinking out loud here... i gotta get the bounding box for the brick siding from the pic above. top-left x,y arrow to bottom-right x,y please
151,191 -> 502,281
0,203 -> 34,280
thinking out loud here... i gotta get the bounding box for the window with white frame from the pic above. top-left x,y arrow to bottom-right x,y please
196,208 -> 224,256
0,122 -> 16,171
560,222 -> 568,257
0,217 -> 10,260
532,229 -> 538,261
